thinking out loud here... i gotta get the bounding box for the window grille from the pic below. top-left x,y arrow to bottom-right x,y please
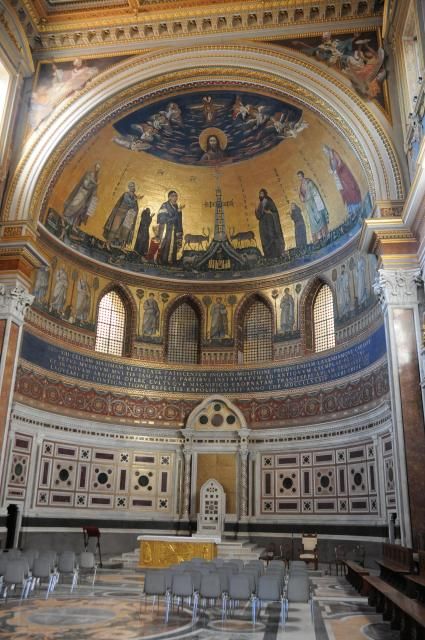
168,302 -> 200,364
314,284 -> 335,352
243,300 -> 272,363
95,291 -> 126,356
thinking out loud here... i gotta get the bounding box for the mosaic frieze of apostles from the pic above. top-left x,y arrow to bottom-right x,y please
28,56 -> 129,133
32,251 -> 377,345
43,88 -> 371,282
270,29 -> 388,111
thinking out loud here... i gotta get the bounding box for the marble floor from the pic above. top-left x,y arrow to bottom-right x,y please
0,568 -> 400,640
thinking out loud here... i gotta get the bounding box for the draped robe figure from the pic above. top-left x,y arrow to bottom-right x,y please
63,163 -> 100,227
255,189 -> 285,259
323,145 -> 361,218
210,298 -> 228,339
134,208 -> 154,256
290,203 -> 307,249
157,191 -> 183,265
142,294 -> 160,336
280,289 -> 295,333
103,182 -> 140,247
297,171 -> 329,242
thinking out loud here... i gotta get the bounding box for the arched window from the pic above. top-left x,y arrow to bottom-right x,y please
313,284 -> 335,353
167,302 -> 200,364
95,290 -> 127,356
243,299 -> 273,363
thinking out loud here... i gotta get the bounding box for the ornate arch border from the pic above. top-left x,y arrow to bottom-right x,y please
4,43 -> 404,230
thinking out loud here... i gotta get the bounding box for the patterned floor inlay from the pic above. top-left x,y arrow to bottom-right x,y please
0,570 -> 402,639
312,577 -> 400,640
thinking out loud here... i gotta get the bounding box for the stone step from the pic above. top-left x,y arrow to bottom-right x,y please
217,541 -> 264,561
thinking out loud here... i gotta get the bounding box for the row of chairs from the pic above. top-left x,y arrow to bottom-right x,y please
0,548 -> 97,600
143,557 -> 312,626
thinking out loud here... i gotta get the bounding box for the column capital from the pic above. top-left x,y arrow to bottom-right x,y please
0,284 -> 34,325
373,268 -> 422,311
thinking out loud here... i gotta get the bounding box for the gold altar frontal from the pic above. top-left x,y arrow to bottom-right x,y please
137,535 -> 218,568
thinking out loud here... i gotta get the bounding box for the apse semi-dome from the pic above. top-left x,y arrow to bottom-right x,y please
43,86 -> 371,281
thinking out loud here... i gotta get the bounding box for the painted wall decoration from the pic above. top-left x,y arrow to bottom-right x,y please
44,86 -> 371,281
15,362 -> 389,426
272,30 -> 387,110
28,56 -> 128,131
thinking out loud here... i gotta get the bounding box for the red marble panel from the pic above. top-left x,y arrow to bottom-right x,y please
393,308 -> 425,543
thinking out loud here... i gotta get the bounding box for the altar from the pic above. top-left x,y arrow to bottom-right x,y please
138,535 -> 220,568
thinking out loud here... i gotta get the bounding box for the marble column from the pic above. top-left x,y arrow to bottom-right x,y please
239,449 -> 248,520
238,431 -> 249,522
0,283 -> 33,492
374,268 -> 425,546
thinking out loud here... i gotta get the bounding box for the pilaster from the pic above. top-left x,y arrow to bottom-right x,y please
0,281 -> 33,501
373,267 -> 425,546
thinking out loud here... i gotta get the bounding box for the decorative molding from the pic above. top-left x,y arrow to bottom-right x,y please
11,398 -> 392,448
0,9 -> 21,52
14,360 -> 390,426
25,3 -> 383,56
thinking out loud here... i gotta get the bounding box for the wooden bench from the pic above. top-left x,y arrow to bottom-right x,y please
363,575 -> 425,639
344,560 -> 369,594
406,552 -> 425,602
376,543 -> 413,592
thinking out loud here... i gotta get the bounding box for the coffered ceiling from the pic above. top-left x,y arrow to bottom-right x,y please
17,0 -> 384,58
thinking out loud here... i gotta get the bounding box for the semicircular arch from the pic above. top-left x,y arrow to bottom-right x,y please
5,44 -> 404,229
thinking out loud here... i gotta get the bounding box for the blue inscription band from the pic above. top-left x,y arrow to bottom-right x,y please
21,324 -> 386,395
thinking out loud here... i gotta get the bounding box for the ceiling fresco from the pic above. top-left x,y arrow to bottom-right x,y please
272,29 -> 387,111
29,56 -> 129,133
44,87 -> 372,281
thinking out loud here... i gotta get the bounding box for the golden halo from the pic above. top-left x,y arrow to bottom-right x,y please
199,127 -> 228,152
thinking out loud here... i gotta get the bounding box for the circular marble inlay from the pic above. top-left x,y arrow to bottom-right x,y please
353,472 -> 363,486
59,468 -> 69,482
138,475 -> 150,487
211,413 -> 224,427
97,472 -> 108,485
282,477 -> 293,489
14,463 -> 23,476
320,475 -> 330,488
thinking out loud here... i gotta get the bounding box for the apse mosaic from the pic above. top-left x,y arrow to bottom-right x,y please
43,86 -> 371,281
